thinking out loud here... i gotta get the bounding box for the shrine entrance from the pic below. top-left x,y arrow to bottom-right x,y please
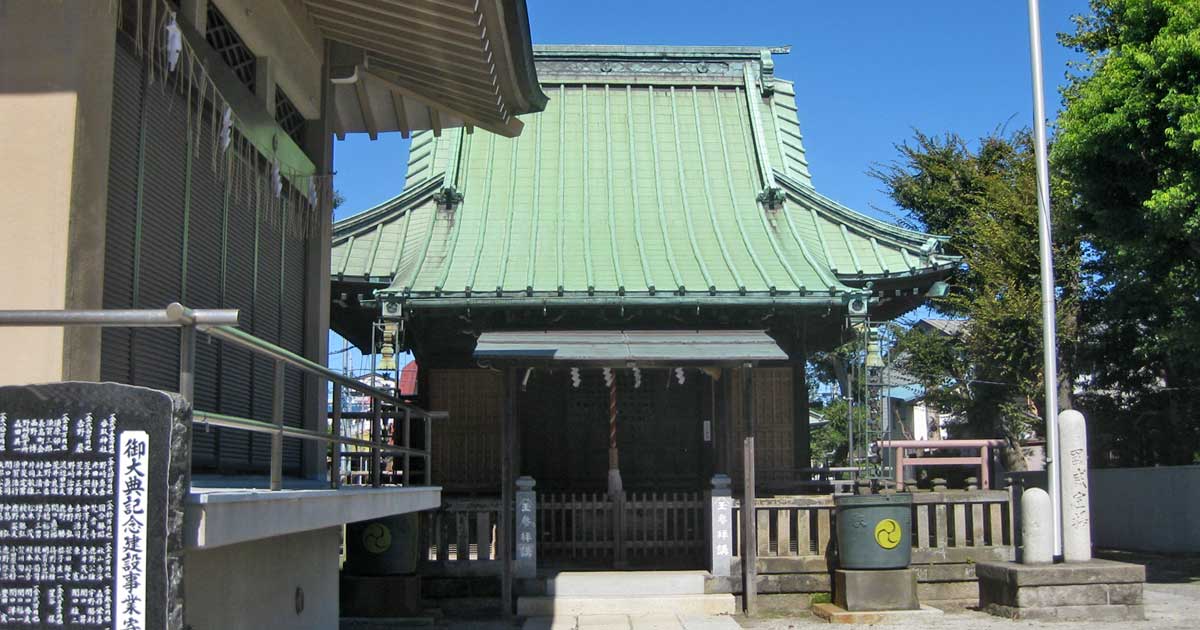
474,329 -> 787,573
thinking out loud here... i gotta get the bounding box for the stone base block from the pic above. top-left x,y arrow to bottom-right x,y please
812,603 -> 943,624
976,559 -> 1145,622
340,575 -> 422,618
833,569 -> 920,612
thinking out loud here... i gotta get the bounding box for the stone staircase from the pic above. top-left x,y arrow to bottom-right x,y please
516,571 -> 736,618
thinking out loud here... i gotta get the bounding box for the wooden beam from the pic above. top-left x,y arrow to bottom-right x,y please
500,368 -> 516,616
390,90 -> 411,139
354,74 -> 378,140
429,106 -> 442,137
741,365 -> 758,616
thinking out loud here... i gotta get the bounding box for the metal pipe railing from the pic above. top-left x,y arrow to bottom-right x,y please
0,303 -> 437,491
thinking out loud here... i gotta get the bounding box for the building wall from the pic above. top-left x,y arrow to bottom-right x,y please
184,526 -> 340,630
0,3 -> 117,384
1091,465 -> 1200,553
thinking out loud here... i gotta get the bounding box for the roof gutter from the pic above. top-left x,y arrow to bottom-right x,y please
384,294 -> 852,311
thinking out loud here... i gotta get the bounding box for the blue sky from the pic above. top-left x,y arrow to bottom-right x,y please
329,0 -> 1091,374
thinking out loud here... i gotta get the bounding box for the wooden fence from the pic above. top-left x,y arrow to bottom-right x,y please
419,498 -> 500,575
539,491 -> 706,565
733,490 -> 1013,564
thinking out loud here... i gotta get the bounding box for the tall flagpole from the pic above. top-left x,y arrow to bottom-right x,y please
1026,0 -> 1063,557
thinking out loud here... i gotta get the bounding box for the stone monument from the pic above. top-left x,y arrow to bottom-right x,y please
0,382 -> 190,630
976,410 -> 1146,621
1020,487 -> 1053,564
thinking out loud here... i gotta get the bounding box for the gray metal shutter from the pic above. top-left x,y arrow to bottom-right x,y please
101,42 -> 142,385
281,204 -> 308,475
186,98 -> 227,469
102,36 -> 309,476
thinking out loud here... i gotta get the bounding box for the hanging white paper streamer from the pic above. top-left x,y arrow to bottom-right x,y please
218,105 -> 233,152
675,367 -> 685,385
270,159 -> 282,198
570,368 -> 581,389
164,12 -> 182,72
308,178 -> 318,207
602,368 -> 614,388
632,367 -> 642,389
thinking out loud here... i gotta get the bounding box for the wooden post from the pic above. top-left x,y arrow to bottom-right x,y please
792,356 -> 811,479
500,368 -> 517,617
741,365 -> 757,616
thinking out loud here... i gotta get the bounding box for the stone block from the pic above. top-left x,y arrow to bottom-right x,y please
982,603 -> 1145,621
812,602 -> 943,624
976,559 -> 1146,622
917,580 -> 977,602
833,568 -> 920,612
1016,583 -> 1143,608
976,559 -> 1145,587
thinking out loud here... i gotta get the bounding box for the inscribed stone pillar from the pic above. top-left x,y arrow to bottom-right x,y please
709,474 -> 733,577
515,476 -> 537,578
1059,410 -> 1092,562
1021,487 -> 1053,564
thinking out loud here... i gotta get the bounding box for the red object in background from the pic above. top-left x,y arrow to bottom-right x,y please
399,361 -> 418,396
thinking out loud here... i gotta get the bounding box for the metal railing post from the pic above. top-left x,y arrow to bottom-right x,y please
331,383 -> 342,489
271,360 -> 285,491
370,398 -> 382,488
403,408 -> 412,486
178,325 -> 196,405
424,414 -> 433,485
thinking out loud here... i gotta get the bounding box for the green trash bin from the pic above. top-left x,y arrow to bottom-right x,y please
834,493 -> 913,569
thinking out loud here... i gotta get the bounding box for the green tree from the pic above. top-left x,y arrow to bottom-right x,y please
873,130 -> 1082,465
810,398 -> 870,468
1054,0 -> 1200,464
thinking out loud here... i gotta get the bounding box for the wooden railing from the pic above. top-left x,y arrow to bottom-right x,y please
537,490 -> 706,564
623,490 -> 706,562
733,490 -> 1013,565
419,498 -> 500,575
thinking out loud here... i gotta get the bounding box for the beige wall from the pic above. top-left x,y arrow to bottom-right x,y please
0,4 -> 117,385
184,526 -> 340,630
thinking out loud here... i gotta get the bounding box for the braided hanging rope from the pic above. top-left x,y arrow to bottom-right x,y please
609,373 -> 618,450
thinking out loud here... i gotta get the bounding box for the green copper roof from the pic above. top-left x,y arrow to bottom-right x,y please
332,46 -> 956,304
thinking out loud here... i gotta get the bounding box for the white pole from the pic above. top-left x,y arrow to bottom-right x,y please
1026,0 -> 1063,557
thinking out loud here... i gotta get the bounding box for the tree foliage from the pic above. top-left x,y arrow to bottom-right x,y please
873,130 -> 1081,459
1054,0 -> 1200,464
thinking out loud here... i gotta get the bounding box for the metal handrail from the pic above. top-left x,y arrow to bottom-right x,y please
0,302 -> 437,491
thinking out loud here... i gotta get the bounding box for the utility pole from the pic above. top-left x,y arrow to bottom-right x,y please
1026,0 -> 1063,557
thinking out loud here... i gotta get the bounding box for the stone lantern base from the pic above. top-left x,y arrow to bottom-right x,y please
976,559 -> 1145,621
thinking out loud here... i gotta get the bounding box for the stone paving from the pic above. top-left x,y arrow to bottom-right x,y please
522,613 -> 741,630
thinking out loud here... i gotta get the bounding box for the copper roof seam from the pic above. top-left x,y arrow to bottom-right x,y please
869,237 -> 890,276
581,85 -> 595,292
462,133 -> 500,292
418,132 -> 474,293
603,86 -> 625,293
806,206 -> 838,275
364,224 -> 385,278
647,86 -> 684,292
669,86 -> 715,293
525,111 -> 543,293
339,235 -> 356,277
839,223 -> 864,275
691,85 -> 751,292
626,85 -> 655,293
556,85 -> 566,293
427,132 -> 472,292
389,202 -> 415,277
718,86 -> 801,292
741,63 -> 776,190
495,136 -> 521,293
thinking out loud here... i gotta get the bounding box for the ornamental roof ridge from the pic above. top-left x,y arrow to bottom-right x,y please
532,45 -> 789,83
532,44 -> 791,58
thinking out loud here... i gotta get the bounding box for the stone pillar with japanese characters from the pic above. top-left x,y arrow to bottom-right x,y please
515,476 -> 537,578
0,382 -> 190,630
709,474 -> 733,577
1059,410 -> 1093,562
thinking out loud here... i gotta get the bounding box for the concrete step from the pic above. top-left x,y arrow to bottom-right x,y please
541,571 -> 710,597
516,594 -> 736,617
